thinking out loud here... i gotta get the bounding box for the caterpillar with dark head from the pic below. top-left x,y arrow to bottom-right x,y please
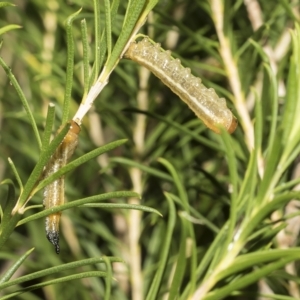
43,120 -> 80,254
124,38 -> 237,134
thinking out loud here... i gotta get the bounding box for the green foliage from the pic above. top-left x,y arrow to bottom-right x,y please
0,2 -> 21,36
0,1 -> 300,299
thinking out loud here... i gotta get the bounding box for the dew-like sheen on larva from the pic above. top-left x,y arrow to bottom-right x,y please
43,120 -> 80,254
124,38 -> 237,134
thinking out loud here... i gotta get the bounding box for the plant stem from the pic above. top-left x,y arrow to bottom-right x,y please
128,64 -> 150,300
210,0 -> 254,150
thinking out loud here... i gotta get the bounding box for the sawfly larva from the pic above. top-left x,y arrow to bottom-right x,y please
124,38 -> 237,134
43,120 -> 80,254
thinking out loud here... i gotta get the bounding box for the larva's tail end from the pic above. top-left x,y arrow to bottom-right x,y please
45,214 -> 61,254
227,116 -> 238,134
47,230 -> 60,254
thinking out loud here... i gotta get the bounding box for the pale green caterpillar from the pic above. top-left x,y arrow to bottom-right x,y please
124,38 -> 237,134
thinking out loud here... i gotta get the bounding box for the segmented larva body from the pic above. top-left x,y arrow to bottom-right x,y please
43,120 -> 80,254
125,38 -> 237,134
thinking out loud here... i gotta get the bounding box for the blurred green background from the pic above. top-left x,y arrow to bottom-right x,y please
1,1 -> 300,299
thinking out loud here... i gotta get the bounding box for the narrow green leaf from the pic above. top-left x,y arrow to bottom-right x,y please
197,225 -> 228,281
187,222 -> 197,299
246,222 -> 286,248
219,130 -> 238,251
236,24 -> 269,59
275,177 -> 300,193
104,0 -> 112,57
0,179 -> 16,224
34,139 -> 128,194
1,271 -> 107,299
83,203 -> 162,216
256,135 -> 282,204
18,191 -> 141,226
41,103 -> 55,150
205,255 -> 300,300
62,8 -> 82,124
168,214 -> 188,300
237,151 -> 257,214
253,88 -> 262,153
281,25 -> 300,148
81,19 -> 90,96
142,0 -> 159,15
217,248 -> 300,281
278,0 -> 300,22
110,157 -> 173,182
263,63 -> 279,161
267,294 -> 300,300
239,192 -> 300,242
145,192 -> 176,300
0,257 -> 123,290
0,248 -> 34,284
0,56 -> 41,149
164,193 -> 219,234
123,108 -> 220,151
103,0 -> 147,75
0,2 -> 15,8
92,0 -> 101,84
0,180 -> 18,251
0,24 -> 21,36
158,158 -> 189,211
249,39 -> 270,63
103,256 -> 112,300
123,0 -> 145,29
7,158 -> 23,191
280,141 -> 300,174
110,0 -> 120,24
